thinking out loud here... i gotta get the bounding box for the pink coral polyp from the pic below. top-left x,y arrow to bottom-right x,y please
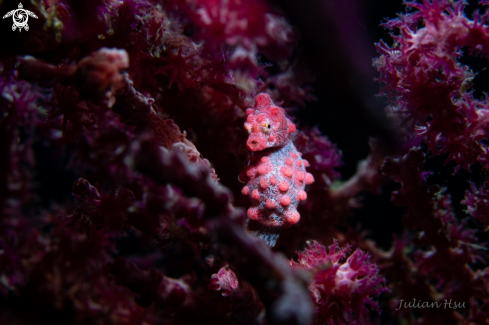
291,241 -> 387,325
209,265 -> 239,297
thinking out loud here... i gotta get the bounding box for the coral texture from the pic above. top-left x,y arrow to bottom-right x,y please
291,241 -> 387,325
241,93 -> 314,227
209,265 -> 239,297
374,0 -> 489,171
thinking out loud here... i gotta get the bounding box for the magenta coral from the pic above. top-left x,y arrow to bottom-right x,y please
293,127 -> 343,187
381,148 -> 489,323
374,0 -> 489,170
209,265 -> 239,297
291,241 -> 387,325
462,180 -> 489,229
68,178 -> 136,235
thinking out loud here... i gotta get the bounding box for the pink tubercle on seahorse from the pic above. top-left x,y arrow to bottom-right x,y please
239,93 -> 314,228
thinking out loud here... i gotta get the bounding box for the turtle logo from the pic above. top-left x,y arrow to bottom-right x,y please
3,3 -> 38,32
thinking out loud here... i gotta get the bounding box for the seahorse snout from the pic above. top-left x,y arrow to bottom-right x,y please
247,136 -> 267,151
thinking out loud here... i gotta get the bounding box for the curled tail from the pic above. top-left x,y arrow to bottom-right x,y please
251,225 -> 282,247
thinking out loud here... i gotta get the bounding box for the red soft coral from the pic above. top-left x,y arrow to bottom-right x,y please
462,180 -> 489,229
156,47 -> 198,90
209,265 -> 239,297
374,0 -> 489,171
164,0 -> 295,81
291,240 -> 387,325
293,127 -> 343,187
67,178 -> 135,236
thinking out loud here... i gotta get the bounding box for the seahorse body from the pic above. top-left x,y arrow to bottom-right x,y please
240,93 -> 314,228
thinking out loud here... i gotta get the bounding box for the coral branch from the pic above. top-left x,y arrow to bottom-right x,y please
330,138 -> 387,206
133,137 -> 313,325
381,148 -> 489,323
462,180 -> 489,229
109,257 -> 188,308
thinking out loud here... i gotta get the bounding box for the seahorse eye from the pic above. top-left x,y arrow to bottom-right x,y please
267,124 -> 271,129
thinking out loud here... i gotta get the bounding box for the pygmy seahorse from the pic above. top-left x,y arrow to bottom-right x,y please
240,93 -> 314,232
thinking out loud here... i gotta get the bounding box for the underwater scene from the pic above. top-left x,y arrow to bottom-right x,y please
1,0 -> 489,324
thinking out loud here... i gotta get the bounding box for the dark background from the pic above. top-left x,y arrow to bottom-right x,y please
288,0 -> 489,249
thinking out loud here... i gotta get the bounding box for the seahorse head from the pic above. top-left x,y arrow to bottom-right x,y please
244,93 -> 296,151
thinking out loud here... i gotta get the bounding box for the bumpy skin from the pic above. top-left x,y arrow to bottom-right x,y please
240,93 -> 314,227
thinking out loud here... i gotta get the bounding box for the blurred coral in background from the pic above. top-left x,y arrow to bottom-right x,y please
1,0 -> 489,324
